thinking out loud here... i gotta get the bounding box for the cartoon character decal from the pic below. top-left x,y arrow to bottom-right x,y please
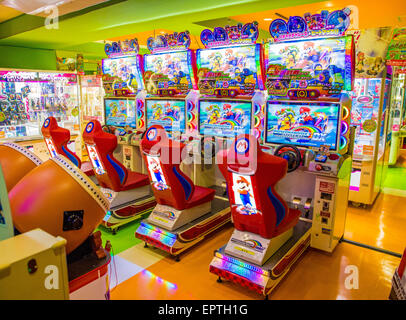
232,174 -> 259,215
87,145 -> 105,175
276,108 -> 296,130
45,138 -> 58,158
146,155 -> 169,191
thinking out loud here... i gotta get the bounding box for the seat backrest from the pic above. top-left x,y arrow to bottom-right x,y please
41,117 -> 82,168
140,125 -> 195,210
82,120 -> 128,191
217,134 -> 290,238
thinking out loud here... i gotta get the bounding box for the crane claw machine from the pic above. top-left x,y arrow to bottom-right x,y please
348,27 -> 393,207
0,70 -> 81,161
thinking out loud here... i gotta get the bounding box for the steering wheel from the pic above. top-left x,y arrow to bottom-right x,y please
273,144 -> 302,173
102,125 -> 115,134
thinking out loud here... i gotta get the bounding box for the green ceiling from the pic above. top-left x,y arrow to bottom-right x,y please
0,0 -> 323,59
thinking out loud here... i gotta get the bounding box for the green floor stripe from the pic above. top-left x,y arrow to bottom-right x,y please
383,166 -> 406,191
97,221 -> 142,255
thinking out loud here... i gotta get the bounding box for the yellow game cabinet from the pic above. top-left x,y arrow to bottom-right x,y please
0,229 -> 69,300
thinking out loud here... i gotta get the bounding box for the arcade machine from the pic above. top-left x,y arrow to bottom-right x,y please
388,70 -> 406,166
41,116 -> 96,183
79,74 -> 104,162
0,149 -> 111,299
209,8 -> 355,298
0,70 -> 80,161
0,142 -> 43,192
349,76 -> 391,207
135,30 -> 237,259
83,120 -> 156,234
133,30 -> 198,176
191,21 -> 267,187
101,38 -> 145,165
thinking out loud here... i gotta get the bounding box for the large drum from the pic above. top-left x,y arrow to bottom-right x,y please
0,143 -> 42,191
9,156 -> 109,254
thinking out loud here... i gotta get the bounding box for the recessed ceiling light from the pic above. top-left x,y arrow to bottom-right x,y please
264,18 -> 273,21
326,2 -> 333,7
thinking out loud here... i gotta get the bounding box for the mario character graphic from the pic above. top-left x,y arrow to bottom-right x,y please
222,104 -> 235,120
234,176 -> 257,215
148,158 -> 168,191
298,107 -> 315,125
298,107 -> 328,131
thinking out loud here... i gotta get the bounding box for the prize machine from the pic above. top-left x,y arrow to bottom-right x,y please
349,76 -> 391,207
387,69 -> 406,166
79,74 -> 104,162
0,70 -> 81,161
209,9 -> 355,298
135,30 -> 238,259
101,38 -> 145,165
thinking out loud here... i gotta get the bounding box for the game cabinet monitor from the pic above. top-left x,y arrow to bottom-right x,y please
198,99 -> 252,138
264,36 -> 354,98
145,98 -> 186,133
102,56 -> 144,96
265,100 -> 346,151
104,98 -> 136,128
143,50 -> 197,95
196,44 -> 265,96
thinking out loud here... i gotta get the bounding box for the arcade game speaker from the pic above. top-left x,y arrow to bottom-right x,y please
0,142 -> 42,191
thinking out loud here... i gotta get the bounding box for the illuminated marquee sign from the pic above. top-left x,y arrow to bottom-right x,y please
200,22 -> 259,48
147,31 -> 191,53
104,38 -> 139,58
269,8 -> 351,41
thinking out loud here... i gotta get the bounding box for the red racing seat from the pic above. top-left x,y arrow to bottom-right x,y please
41,117 -> 94,177
82,120 -> 149,192
217,134 -> 301,239
140,125 -> 215,210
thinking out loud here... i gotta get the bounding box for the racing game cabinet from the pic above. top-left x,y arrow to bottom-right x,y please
136,125 -> 231,258
82,120 -> 155,232
217,134 -> 301,265
140,125 -> 215,230
41,117 -> 95,180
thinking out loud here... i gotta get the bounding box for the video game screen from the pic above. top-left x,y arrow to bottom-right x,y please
265,36 -> 352,96
199,100 -> 252,138
196,44 -> 263,94
102,56 -> 143,94
265,101 -> 341,150
145,99 -> 186,133
104,98 -> 136,128
143,51 -> 194,93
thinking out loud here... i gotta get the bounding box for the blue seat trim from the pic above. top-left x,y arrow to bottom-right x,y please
106,154 -> 126,184
266,187 -> 286,226
61,145 -> 80,167
172,167 -> 192,201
